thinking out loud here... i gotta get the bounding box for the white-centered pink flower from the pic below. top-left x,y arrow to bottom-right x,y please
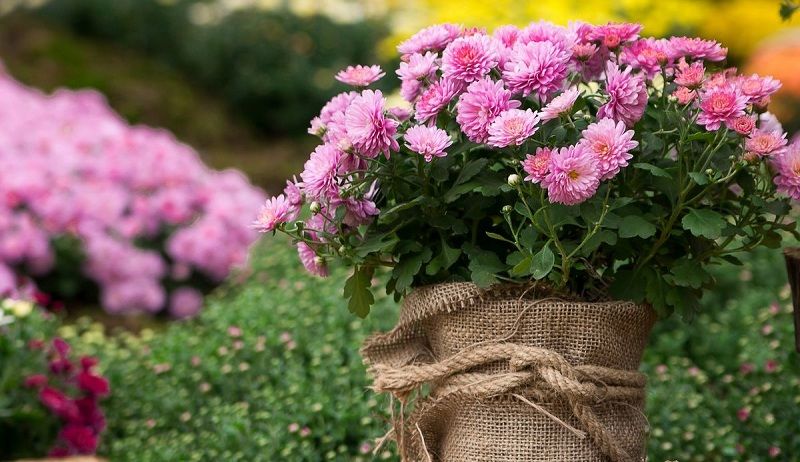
335,65 -> 385,87
487,109 -> 540,148
542,144 -> 601,205
404,125 -> 453,161
539,87 -> 580,121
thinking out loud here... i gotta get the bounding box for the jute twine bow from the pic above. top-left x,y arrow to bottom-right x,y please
369,342 -> 646,462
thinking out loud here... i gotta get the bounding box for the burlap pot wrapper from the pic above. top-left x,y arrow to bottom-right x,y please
362,282 -> 657,462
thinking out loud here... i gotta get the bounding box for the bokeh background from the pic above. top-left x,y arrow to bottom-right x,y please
1,1 -> 799,461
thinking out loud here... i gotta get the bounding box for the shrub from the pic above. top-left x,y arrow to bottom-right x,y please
28,0 -> 391,135
0,69 -> 264,316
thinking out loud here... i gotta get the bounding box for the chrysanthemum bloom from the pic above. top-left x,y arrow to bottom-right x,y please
669,36 -> 727,62
520,21 -> 577,52
318,92 -> 358,125
335,65 -> 385,87
169,287 -> 204,319
400,79 -> 423,103
696,84 -> 748,131
487,109 -> 540,147
773,144 -> 800,200
539,87 -> 580,121
493,25 -> 521,48
572,43 -> 598,61
344,90 -> 399,158
308,117 -> 325,137
745,129 -> 788,157
620,38 -> 672,78
674,86 -> 696,105
542,144 -> 601,205
674,59 -> 705,88
253,194 -> 299,232
598,63 -> 648,127
522,147 -> 552,184
502,40 -> 571,99
727,116 -> 756,135
586,22 -> 643,49
283,178 -> 303,207
736,74 -> 782,104
441,34 -> 500,83
300,144 -> 342,200
455,78 -> 521,143
404,125 -> 453,161
414,78 -> 464,123
579,118 -> 639,180
397,23 -> 462,56
296,242 -> 328,277
396,52 -> 439,83
388,106 -> 411,122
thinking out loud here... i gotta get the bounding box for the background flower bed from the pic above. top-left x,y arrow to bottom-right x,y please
17,239 -> 790,461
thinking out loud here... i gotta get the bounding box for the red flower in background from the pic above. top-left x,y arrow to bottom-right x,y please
24,374 -> 48,388
60,424 -> 99,454
77,371 -> 110,397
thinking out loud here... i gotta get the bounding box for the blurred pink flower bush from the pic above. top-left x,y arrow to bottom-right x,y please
0,67 -> 264,316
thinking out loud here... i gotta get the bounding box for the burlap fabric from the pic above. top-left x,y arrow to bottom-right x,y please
361,282 -> 657,462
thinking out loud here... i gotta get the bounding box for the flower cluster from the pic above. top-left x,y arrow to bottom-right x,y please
0,68 -> 265,316
256,21 -> 798,317
24,337 -> 110,457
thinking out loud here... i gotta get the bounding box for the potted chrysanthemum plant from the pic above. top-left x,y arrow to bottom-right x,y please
254,20 -> 799,462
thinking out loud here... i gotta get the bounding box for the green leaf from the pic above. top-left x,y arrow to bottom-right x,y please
455,158 -> 489,185
518,226 -> 539,249
530,245 -> 555,280
687,172 -> 710,185
393,253 -> 424,293
510,256 -> 532,277
687,131 -> 716,142
354,234 -> 399,258
343,266 -> 375,318
464,243 -> 507,274
609,269 -> 646,302
426,239 -> 462,275
681,208 -> 727,239
443,180 -> 480,203
634,162 -> 672,179
668,258 -> 711,289
645,269 -> 669,316
486,232 -> 514,244
618,215 -> 657,239
471,270 -> 498,288
580,229 -> 617,255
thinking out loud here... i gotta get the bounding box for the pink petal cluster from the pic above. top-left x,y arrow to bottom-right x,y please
297,242 -> 329,277
0,71 -> 264,317
697,84 -> 748,131
253,194 -> 300,233
674,59 -> 705,88
404,125 -> 453,161
502,40 -> 571,99
542,145 -> 601,205
669,36 -> 727,62
727,116 -> 756,135
335,65 -> 385,87
487,109 -> 540,148
736,74 -> 782,105
456,78 -> 520,143
773,144 -> 800,200
598,63 -> 648,127
745,129 -> 788,157
345,89 -> 399,158
620,38 -> 673,78
442,34 -> 500,83
586,22 -> 642,49
397,52 -> 439,102
397,23 -> 462,56
414,78 -> 464,123
539,87 -> 580,121
579,119 -> 639,180
522,147 -> 553,184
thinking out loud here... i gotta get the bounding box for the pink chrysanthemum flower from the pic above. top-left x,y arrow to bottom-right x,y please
455,78 -> 521,143
586,22 -> 643,49
318,91 -> 358,125
746,129 -> 788,157
253,194 -> 299,232
669,36 -> 727,62
502,40 -> 571,100
697,84 -> 748,131
400,79 -> 423,103
344,90 -> 399,158
539,87 -> 580,121
335,65 -> 385,87
543,144 -> 601,205
727,115 -> 755,135
620,38 -> 673,78
519,21 -> 577,50
674,59 -> 705,88
598,63 -> 648,127
414,78 -> 464,123
522,147 -> 553,184
397,23 -> 462,56
493,25 -> 521,48
674,86 -> 696,105
736,74 -> 782,104
579,118 -> 639,180
773,144 -> 800,200
300,144 -> 342,200
572,43 -> 598,61
283,178 -> 303,207
487,109 -> 540,148
396,52 -> 439,83
404,125 -> 453,161
441,34 -> 500,83
296,242 -> 328,277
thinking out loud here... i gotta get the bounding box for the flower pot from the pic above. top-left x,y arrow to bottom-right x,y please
362,283 -> 656,462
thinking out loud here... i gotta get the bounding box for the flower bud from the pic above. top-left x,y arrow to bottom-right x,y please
309,202 -> 321,214
742,152 -> 760,164
704,168 -> 714,176
507,174 -> 521,187
338,245 -> 346,254
502,205 -> 513,214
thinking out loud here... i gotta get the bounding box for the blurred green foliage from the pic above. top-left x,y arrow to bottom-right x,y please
30,0 -> 391,136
